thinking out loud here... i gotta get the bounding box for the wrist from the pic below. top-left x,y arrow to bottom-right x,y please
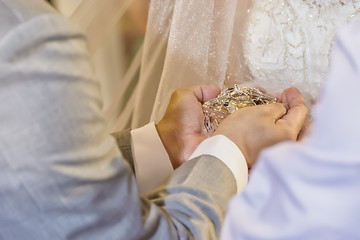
213,131 -> 252,167
156,120 -> 183,168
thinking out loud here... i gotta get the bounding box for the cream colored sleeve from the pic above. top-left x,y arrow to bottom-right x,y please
131,122 -> 174,195
189,135 -> 249,193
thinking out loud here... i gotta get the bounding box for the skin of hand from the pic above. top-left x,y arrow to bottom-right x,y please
214,87 -> 307,167
156,85 -> 221,169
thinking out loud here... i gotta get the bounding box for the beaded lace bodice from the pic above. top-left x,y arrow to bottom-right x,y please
234,0 -> 360,103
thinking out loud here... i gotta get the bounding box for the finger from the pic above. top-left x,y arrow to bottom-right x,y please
190,85 -> 221,103
259,103 -> 287,121
273,92 -> 283,102
277,87 -> 307,132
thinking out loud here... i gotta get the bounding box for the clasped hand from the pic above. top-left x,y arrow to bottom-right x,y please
156,86 -> 307,169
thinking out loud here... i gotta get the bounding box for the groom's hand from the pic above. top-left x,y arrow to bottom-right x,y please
156,85 -> 221,169
214,87 -> 307,167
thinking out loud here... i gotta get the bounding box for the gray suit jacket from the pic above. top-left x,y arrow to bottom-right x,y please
0,0 -> 237,239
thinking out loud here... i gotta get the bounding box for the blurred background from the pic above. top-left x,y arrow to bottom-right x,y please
51,0 -> 149,111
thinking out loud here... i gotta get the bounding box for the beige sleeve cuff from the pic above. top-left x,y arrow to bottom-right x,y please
189,135 -> 248,193
131,122 -> 174,195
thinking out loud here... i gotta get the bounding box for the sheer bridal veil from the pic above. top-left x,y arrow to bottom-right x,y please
108,0 -> 253,130
64,0 -> 359,131
135,0 -> 253,127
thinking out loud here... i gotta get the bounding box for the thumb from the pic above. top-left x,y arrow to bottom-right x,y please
190,85 -> 221,103
277,87 -> 307,133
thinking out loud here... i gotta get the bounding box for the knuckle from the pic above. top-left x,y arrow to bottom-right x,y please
171,89 -> 186,99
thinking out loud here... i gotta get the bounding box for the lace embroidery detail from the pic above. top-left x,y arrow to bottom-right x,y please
241,0 -> 360,104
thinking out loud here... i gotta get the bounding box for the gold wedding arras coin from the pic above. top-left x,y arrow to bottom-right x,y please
203,85 -> 277,134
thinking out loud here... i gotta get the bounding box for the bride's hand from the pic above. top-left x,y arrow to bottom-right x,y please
156,85 -> 220,169
214,87 -> 307,167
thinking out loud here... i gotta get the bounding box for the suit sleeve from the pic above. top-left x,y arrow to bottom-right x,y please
112,129 -> 135,172
0,13 -> 236,240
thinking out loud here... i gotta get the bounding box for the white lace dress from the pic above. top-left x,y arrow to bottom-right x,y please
236,0 -> 360,105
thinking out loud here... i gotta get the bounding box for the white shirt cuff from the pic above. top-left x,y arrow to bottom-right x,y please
189,135 -> 248,193
131,122 -> 174,195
